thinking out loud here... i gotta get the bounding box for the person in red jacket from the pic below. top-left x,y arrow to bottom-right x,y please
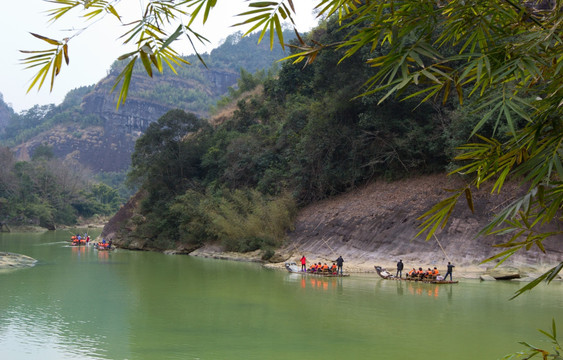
300,255 -> 307,272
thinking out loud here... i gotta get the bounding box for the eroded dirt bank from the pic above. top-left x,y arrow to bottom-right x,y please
192,174 -> 563,279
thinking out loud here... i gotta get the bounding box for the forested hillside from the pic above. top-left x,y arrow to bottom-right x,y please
1,31 -> 292,173
102,16 -> 518,255
0,31 -> 292,229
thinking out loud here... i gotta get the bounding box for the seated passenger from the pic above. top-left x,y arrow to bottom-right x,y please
322,263 -> 329,272
407,268 -> 417,278
432,267 -> 440,277
417,267 -> 425,279
331,263 -> 337,273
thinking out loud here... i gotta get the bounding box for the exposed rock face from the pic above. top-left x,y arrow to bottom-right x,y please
11,69 -> 239,173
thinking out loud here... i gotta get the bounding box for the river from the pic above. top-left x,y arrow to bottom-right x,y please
1,231 -> 561,359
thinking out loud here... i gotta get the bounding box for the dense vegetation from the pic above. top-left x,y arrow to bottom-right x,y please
0,144 -> 122,228
120,18 -> 505,255
0,31 -> 294,228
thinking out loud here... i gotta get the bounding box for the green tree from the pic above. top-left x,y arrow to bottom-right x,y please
31,143 -> 54,161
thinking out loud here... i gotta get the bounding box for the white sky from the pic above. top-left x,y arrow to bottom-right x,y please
0,0 -> 318,112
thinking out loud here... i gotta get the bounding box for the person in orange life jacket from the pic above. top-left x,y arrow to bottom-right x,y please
321,263 -> 329,272
396,259 -> 404,278
300,255 -> 307,271
432,267 -> 440,276
417,267 -> 425,279
408,268 -> 417,278
426,268 -> 433,278
331,263 -> 337,273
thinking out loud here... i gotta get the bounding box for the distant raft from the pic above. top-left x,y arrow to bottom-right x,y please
70,236 -> 87,246
95,242 -> 112,251
374,266 -> 458,284
285,262 -> 350,277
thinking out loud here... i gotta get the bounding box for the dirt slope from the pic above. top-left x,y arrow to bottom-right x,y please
274,174 -> 563,277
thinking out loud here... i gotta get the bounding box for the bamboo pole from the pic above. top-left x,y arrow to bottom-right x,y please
433,234 -> 452,263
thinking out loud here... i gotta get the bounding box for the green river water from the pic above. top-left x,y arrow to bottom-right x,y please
1,231 -> 562,359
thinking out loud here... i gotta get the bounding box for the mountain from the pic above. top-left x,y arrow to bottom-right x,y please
4,31 -> 292,173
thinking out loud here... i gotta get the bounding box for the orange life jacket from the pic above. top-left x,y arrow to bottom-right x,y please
433,269 -> 440,275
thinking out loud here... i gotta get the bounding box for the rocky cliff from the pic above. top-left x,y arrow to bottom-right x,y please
103,174 -> 563,276
11,67 -> 239,173
7,29 -> 286,173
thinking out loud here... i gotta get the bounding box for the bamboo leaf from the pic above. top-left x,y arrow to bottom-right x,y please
62,44 -> 69,65
140,50 -> 153,77
30,32 -> 62,46
464,188 -> 474,213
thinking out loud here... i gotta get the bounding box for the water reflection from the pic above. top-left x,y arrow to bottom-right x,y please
374,279 -> 456,299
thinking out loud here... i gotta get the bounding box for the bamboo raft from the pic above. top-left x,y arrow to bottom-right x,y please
375,266 -> 458,284
285,262 -> 350,277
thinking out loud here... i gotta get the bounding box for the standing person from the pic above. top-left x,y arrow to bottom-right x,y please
300,255 -> 307,272
444,262 -> 455,281
336,256 -> 344,275
396,259 -> 404,278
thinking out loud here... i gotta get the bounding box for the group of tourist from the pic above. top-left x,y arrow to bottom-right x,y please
71,233 -> 90,245
396,259 -> 455,281
95,238 -> 112,250
300,255 -> 345,275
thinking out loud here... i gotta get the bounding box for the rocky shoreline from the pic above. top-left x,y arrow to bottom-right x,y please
0,252 -> 37,270
188,243 -> 559,281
